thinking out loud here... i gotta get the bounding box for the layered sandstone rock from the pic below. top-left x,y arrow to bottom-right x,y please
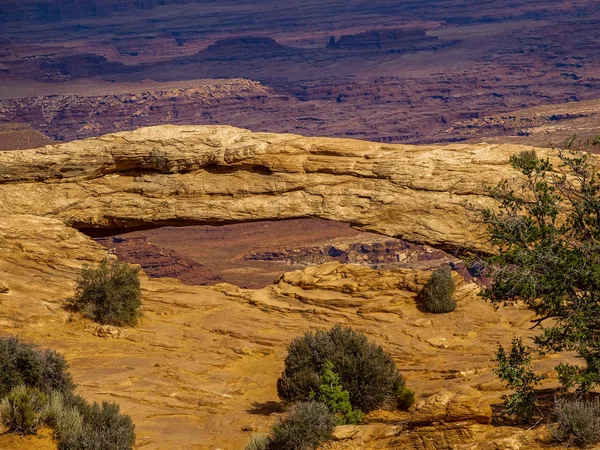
0,125 -> 567,252
0,127 -> 579,448
0,213 -> 555,449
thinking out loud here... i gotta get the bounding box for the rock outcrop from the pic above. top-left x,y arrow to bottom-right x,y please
410,388 -> 492,425
0,125 -> 568,252
0,127 -> 580,449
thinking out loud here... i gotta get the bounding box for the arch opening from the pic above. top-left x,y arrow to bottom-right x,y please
86,218 -> 458,289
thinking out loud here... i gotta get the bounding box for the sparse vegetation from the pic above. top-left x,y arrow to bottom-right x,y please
73,259 -> 142,327
549,397 -> 600,447
478,149 -> 600,392
0,385 -> 48,435
59,400 -> 136,450
244,433 -> 270,450
421,265 -> 456,313
395,384 -> 416,411
277,325 -> 410,413
268,402 -> 335,450
494,337 -> 544,423
0,336 -> 135,449
0,336 -> 74,398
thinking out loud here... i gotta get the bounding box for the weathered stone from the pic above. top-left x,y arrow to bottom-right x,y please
331,425 -> 362,441
0,280 -> 8,293
410,388 -> 492,425
0,125 -> 572,252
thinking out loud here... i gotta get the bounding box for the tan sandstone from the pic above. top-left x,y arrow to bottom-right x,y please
0,126 -> 584,449
0,125 -> 574,252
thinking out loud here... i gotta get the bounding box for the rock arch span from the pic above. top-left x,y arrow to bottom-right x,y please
0,125 -> 555,252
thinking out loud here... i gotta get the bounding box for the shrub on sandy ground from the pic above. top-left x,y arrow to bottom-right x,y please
0,336 -> 135,449
550,397 -> 600,447
73,259 -> 141,326
58,400 -> 135,450
395,385 -> 416,410
0,385 -> 48,435
277,325 -> 410,413
421,265 -> 456,313
0,336 -> 74,398
43,391 -> 83,443
268,402 -> 335,450
244,433 -> 269,450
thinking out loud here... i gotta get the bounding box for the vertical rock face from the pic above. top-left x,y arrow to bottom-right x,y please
0,124 -> 570,251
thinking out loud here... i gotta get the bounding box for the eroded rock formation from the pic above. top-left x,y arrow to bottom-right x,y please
0,125 -> 565,252
0,126 -> 582,448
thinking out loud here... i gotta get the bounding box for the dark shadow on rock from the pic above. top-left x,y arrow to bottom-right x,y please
248,401 -> 285,415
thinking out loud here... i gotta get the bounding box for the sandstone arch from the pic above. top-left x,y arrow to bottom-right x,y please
0,125 -> 557,251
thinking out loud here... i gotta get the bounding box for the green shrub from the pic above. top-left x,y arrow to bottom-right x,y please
58,400 -> 136,450
0,337 -> 135,448
73,259 -> 142,326
244,433 -> 270,450
550,397 -> 600,447
421,265 -> 456,313
396,385 -> 416,410
268,402 -> 335,450
0,336 -> 74,398
313,360 -> 363,425
44,391 -> 83,443
0,385 -> 48,435
495,337 -> 544,423
277,325 -> 409,413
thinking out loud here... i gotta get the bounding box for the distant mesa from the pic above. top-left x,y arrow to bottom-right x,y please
198,36 -> 299,59
327,28 -> 439,51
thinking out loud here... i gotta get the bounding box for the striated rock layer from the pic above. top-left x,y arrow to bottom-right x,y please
0,126 -> 582,448
0,125 -> 567,252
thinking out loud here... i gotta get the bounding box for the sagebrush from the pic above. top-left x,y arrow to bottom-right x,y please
550,397 -> 600,447
268,402 -> 335,450
0,385 -> 48,435
0,336 -> 74,398
73,259 -> 142,326
0,336 -> 135,449
277,325 -> 410,413
421,265 -> 456,313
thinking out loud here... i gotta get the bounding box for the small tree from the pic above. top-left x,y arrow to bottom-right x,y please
421,265 -> 456,313
478,149 -> 600,392
73,259 -> 141,327
495,337 -> 544,423
313,360 -> 363,425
